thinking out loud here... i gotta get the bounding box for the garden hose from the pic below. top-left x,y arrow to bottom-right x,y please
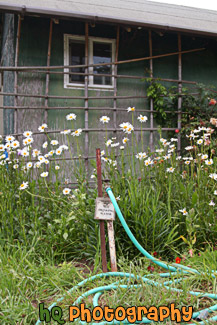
36,187 -> 217,324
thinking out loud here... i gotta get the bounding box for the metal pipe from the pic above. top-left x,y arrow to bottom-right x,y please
177,34 -> 182,153
96,148 -> 108,273
113,26 -> 120,135
1,105 -> 191,114
14,14 -> 22,134
8,127 -> 179,137
0,91 -> 200,100
44,19 -> 53,124
84,22 -> 89,172
0,67 -> 199,85
149,30 -> 154,152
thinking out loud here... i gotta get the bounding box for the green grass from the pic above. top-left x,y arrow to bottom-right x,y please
1,242 -> 217,324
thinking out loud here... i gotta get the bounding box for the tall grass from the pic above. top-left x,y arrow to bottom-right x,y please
0,114 -> 216,261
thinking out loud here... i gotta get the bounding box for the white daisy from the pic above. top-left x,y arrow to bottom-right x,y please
23,131 -> 32,137
34,162 -> 41,168
72,129 -> 82,137
111,142 -> 119,147
0,144 -> 4,151
13,164 -> 19,169
19,181 -> 28,190
167,167 -> 175,173
122,137 -> 129,144
66,113 -> 76,121
137,115 -> 148,123
61,129 -> 71,135
4,143 -> 11,149
125,124 -> 134,134
179,208 -> 188,215
43,141 -> 48,148
38,123 -> 48,132
136,152 -> 143,160
55,165 -> 60,170
21,149 -> 29,157
201,154 -> 208,160
32,149 -> 40,157
209,173 -> 217,180
209,200 -> 215,206
156,149 -> 164,153
120,122 -> 130,130
183,157 -> 193,160
56,148 -> 62,155
99,116 -> 110,124
63,188 -> 71,195
59,145 -> 69,150
26,137 -> 34,145
205,159 -> 213,166
11,140 -> 20,149
26,162 -> 33,169
106,139 -> 112,147
48,150 -> 54,156
38,156 -> 45,163
197,139 -> 203,145
50,140 -> 58,146
185,146 -> 193,151
127,106 -> 135,112
6,135 -> 15,142
40,172 -> 48,178
144,159 -> 152,166
214,190 -> 217,195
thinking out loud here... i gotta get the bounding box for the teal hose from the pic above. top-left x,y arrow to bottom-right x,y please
36,187 -> 217,324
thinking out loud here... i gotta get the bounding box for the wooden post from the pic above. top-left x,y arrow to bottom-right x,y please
96,148 -> 108,273
107,219 -> 117,272
149,30 -> 154,152
14,14 -> 22,134
177,34 -> 182,153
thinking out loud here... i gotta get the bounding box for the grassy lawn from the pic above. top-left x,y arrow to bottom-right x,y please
1,242 -> 217,324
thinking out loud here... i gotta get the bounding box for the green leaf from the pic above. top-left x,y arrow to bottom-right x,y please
63,233 -> 68,240
191,192 -> 198,206
179,235 -> 189,245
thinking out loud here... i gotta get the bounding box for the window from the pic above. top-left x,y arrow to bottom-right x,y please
64,35 -> 116,89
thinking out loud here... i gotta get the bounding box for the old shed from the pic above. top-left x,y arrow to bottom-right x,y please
1,0 -> 217,162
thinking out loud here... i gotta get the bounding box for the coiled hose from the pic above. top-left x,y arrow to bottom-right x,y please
36,187 -> 217,324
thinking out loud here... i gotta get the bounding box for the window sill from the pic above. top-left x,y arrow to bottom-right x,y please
64,83 -> 114,91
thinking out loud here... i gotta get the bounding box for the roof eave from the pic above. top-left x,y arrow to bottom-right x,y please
1,2 -> 217,38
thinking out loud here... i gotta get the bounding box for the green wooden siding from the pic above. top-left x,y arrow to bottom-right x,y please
4,15 -> 217,154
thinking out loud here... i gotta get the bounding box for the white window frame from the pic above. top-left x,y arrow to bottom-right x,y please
64,34 -> 116,90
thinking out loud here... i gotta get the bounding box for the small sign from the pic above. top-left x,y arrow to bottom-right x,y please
94,197 -> 115,221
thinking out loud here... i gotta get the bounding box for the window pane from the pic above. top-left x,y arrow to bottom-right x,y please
93,42 -> 112,86
69,40 -> 85,84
